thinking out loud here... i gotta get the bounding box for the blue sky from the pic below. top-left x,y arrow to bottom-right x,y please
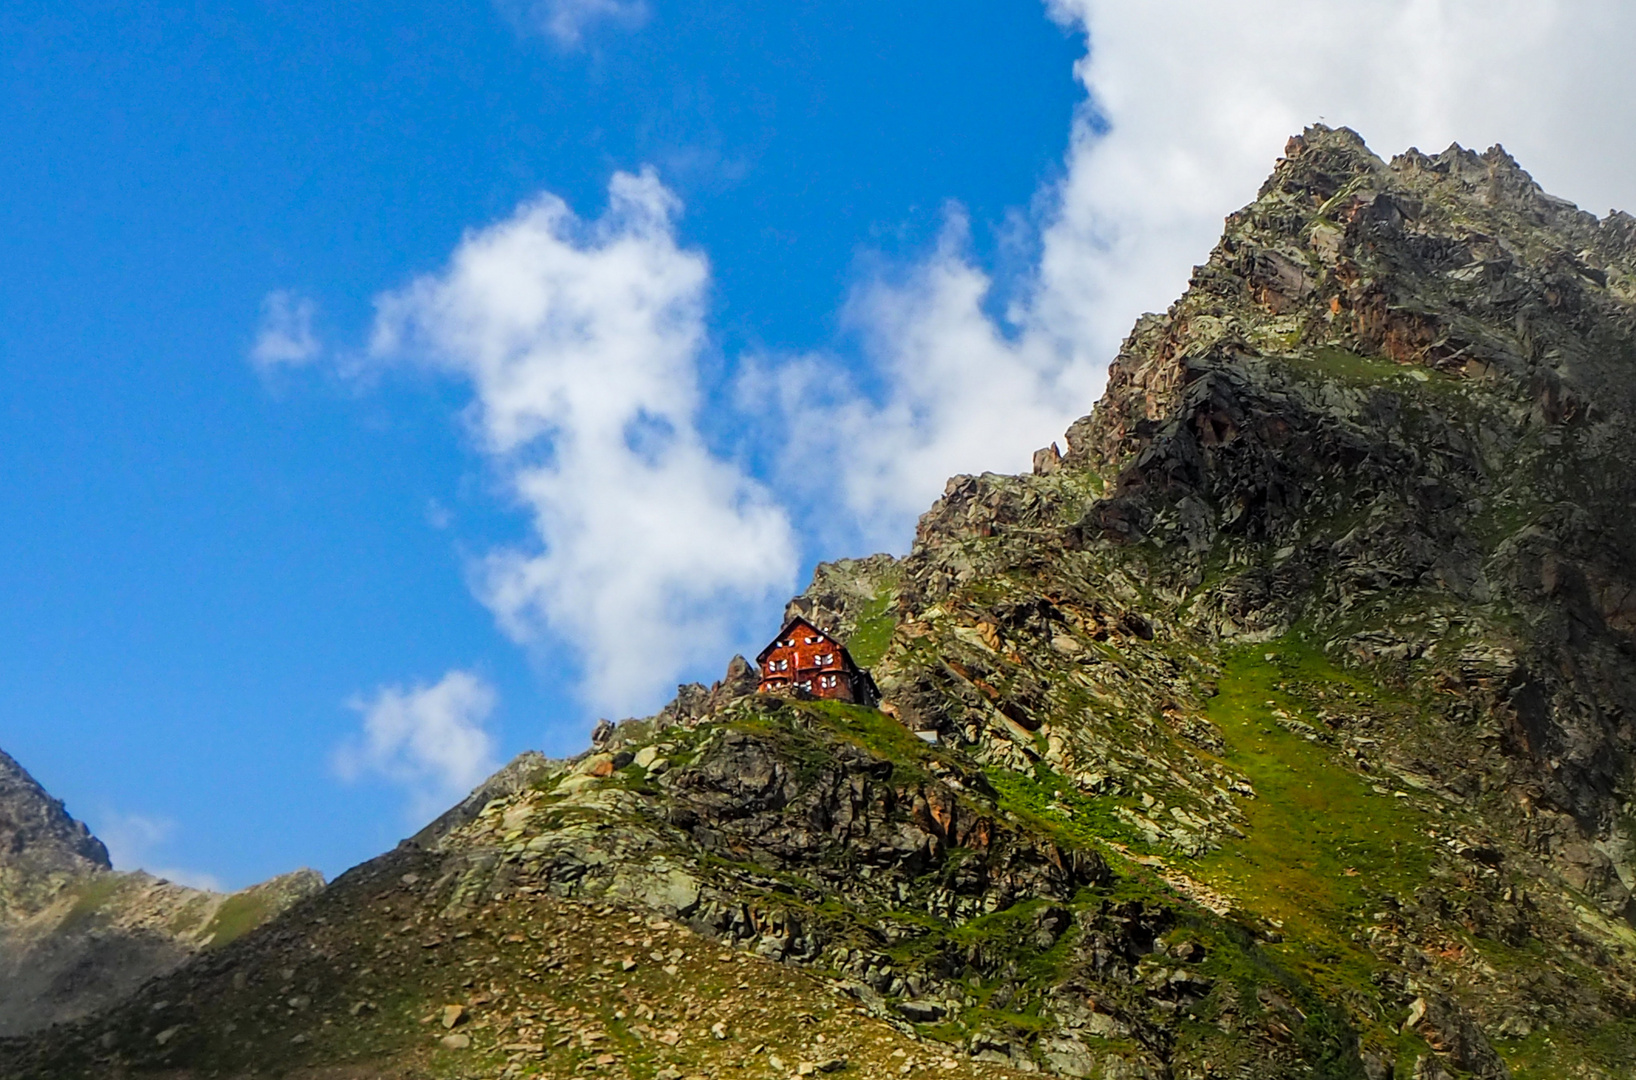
4,0 -> 1633,889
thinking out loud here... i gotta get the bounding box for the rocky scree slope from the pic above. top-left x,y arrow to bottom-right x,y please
0,747 -> 322,1037
7,125 -> 1636,1080
860,125 -> 1636,1078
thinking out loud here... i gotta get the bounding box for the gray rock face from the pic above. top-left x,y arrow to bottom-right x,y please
409,749 -> 556,849
0,749 -> 109,882
1059,126 -> 1636,889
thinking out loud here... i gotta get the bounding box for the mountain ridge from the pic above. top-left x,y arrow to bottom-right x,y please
6,124 -> 1636,1079
0,748 -> 111,911
0,747 -> 323,1037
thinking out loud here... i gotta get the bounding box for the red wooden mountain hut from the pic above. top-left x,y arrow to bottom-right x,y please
755,617 -> 877,704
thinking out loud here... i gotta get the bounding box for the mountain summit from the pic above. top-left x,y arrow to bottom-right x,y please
7,125 -> 1636,1079
0,749 -> 110,887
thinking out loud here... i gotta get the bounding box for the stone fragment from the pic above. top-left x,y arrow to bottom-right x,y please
896,1001 -> 945,1022
441,1004 -> 465,1029
1411,1055 -> 1453,1080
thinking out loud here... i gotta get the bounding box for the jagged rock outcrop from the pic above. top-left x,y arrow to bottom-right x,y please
1057,126 -> 1636,901
0,750 -> 110,878
865,125 -> 1636,1076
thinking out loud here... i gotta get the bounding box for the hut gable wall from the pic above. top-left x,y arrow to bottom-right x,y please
755,617 -> 868,702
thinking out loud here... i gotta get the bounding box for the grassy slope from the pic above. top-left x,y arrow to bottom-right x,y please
1198,641 -> 1433,980
9,866 -> 1039,1080
786,703 -> 1369,1076
1188,637 -> 1636,1078
1194,640 -> 1435,1072
12,647 -> 1627,1079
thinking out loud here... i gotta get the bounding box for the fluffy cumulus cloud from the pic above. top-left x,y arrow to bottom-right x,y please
760,0 -> 1636,544
1034,0 -> 1636,368
334,670 -> 500,819
371,171 -> 796,714
250,289 -> 321,369
743,216 -> 1104,548
271,1 -> 1636,718
495,0 -> 648,46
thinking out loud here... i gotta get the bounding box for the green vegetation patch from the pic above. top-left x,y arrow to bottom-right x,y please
60,874 -> 127,931
787,699 -> 939,780
202,889 -> 280,949
1302,346 -> 1423,386
1194,639 -> 1435,998
1498,1018 -> 1636,1080
984,763 -> 1149,852
846,587 -> 898,668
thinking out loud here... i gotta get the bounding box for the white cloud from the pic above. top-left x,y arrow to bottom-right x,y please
495,0 -> 648,47
742,214 -> 1103,546
1033,0 -> 1636,369
370,171 -> 796,715
250,289 -> 321,368
96,811 -> 225,892
265,2 -> 1636,716
334,669 -> 500,819
756,0 -> 1636,545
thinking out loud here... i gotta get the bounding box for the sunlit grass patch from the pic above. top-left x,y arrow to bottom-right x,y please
847,588 -> 899,668
1194,639 -> 1434,997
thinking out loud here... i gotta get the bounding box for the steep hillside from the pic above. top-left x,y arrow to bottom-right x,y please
1,749 -> 111,915
0,748 -> 323,1036
7,125 -> 1636,1080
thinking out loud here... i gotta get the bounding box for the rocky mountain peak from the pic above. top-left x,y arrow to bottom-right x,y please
0,748 -> 109,878
9,125 -> 1636,1078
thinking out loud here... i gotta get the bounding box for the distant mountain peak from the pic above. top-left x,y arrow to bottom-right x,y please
0,747 -> 110,878
0,747 -> 321,1037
